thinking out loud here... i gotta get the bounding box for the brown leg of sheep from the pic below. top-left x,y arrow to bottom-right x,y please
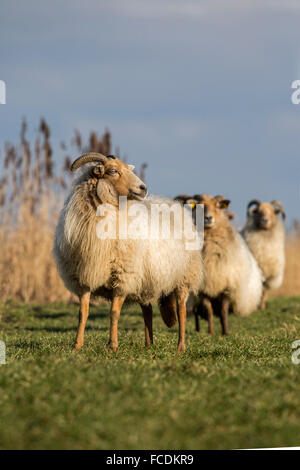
220,296 -> 230,336
258,288 -> 267,311
107,295 -> 126,352
74,289 -> 91,350
176,290 -> 188,353
203,297 -> 214,335
140,303 -> 153,346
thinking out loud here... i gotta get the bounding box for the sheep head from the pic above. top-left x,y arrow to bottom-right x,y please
193,194 -> 231,229
71,153 -> 147,205
247,199 -> 286,229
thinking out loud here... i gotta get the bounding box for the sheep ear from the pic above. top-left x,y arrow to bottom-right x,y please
92,164 -> 105,178
128,165 -> 135,171
219,199 -> 230,209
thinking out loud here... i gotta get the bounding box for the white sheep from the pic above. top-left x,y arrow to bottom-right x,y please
241,199 -> 286,310
53,153 -> 203,352
190,194 -> 263,335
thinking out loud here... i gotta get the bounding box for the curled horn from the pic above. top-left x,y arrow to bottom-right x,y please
174,194 -> 190,203
247,199 -> 261,216
70,153 -> 108,172
271,200 -> 286,221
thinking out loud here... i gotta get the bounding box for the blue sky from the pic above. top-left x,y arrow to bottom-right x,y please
1,0 -> 300,225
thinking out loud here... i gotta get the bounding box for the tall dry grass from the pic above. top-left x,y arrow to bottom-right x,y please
0,119 -> 146,303
0,119 -> 298,303
273,228 -> 300,298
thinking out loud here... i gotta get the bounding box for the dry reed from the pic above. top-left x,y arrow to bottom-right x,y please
0,119 -> 148,303
272,228 -> 300,298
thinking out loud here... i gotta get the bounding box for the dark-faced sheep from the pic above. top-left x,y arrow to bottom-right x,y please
241,199 -> 286,310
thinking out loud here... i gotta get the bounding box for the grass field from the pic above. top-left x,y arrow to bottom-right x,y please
0,297 -> 300,450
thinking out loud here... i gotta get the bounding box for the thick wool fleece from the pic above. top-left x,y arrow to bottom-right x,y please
53,169 -> 203,305
241,217 -> 285,291
201,214 -> 263,316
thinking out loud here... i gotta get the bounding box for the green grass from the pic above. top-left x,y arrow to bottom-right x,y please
0,297 -> 300,450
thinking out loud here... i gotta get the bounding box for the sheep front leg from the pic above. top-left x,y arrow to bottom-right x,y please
107,295 -> 125,352
220,297 -> 230,336
74,289 -> 91,350
176,291 -> 188,353
140,303 -> 153,346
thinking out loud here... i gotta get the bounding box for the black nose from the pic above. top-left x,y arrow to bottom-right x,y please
205,216 -> 213,224
140,184 -> 147,192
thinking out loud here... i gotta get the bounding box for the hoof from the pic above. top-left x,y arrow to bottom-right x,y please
258,300 -> 266,310
74,342 -> 83,351
208,331 -> 215,336
176,342 -> 186,353
107,341 -> 118,352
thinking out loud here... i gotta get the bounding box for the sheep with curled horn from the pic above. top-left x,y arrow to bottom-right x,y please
53,153 -> 203,353
240,199 -> 286,310
188,194 -> 263,335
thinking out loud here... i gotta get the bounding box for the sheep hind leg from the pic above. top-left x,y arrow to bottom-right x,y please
176,290 -> 188,353
220,296 -> 230,336
107,294 -> 126,352
74,289 -> 91,351
203,297 -> 214,335
140,303 -> 153,347
258,288 -> 267,311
